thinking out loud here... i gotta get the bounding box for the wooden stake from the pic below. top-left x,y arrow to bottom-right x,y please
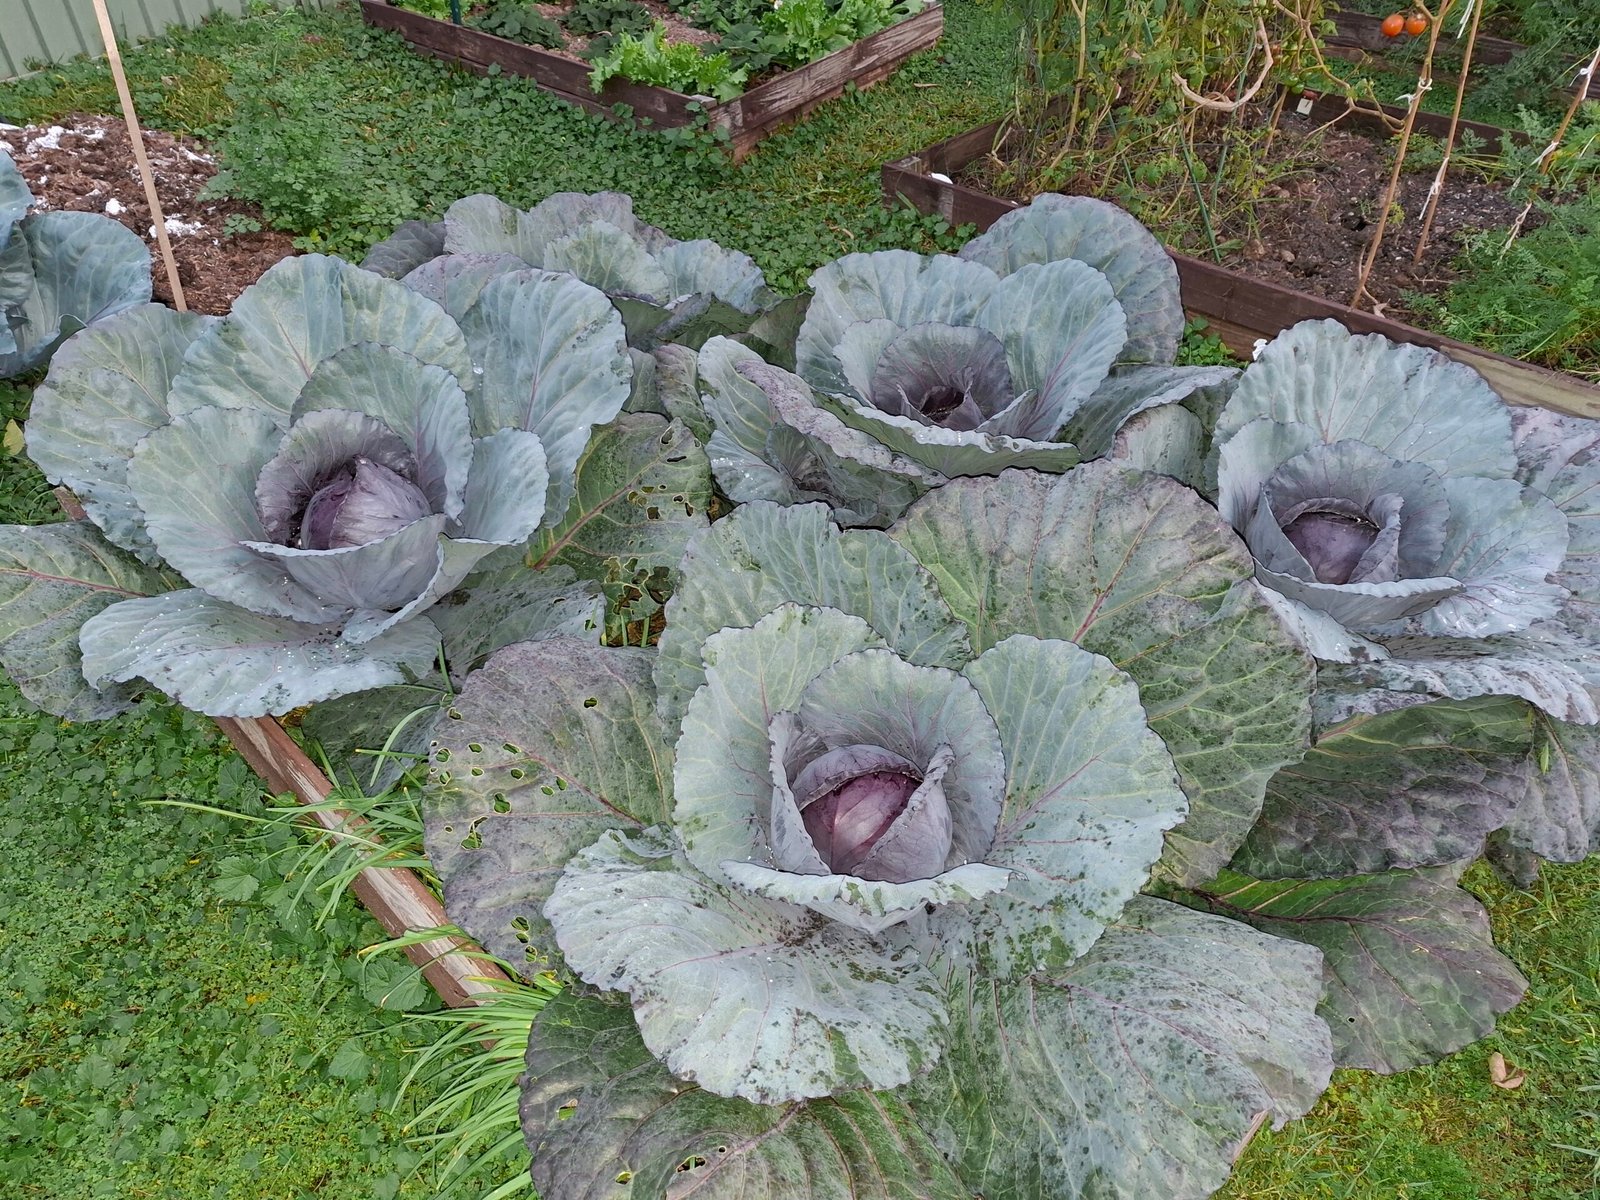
1413,0 -> 1485,265
1501,39 -> 1600,255
88,0 -> 188,312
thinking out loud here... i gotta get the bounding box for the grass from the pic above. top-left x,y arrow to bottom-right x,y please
0,677 -> 515,1199
0,2 -> 1596,1196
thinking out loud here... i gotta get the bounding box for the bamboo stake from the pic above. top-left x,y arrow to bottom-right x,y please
88,0 -> 187,312
1350,1 -> 1451,311
78,10 -> 513,1010
1500,39 -> 1600,255
1413,0 -> 1484,264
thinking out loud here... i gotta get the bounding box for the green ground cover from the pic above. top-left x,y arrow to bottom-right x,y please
1,2 -> 1596,1196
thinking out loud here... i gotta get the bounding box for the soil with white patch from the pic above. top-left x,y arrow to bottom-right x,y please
0,114 -> 296,315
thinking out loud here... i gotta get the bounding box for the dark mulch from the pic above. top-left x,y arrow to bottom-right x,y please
1,113 -> 296,314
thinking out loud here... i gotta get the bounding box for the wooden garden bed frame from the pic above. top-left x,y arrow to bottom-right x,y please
1323,9 -> 1588,101
358,0 -> 944,160
880,116 -> 1600,418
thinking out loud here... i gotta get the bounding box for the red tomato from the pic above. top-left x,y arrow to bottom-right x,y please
1405,13 -> 1428,34
1381,12 -> 1406,35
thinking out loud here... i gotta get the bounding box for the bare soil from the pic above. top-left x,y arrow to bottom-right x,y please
0,114 -> 296,314
1214,111 -> 1532,322
964,108 -> 1539,325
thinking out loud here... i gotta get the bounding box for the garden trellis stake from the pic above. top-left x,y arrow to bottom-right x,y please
81,0 -> 511,1010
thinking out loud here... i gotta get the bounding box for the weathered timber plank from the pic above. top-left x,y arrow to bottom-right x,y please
358,0 -> 697,125
50,483 -> 512,1011
1326,10 -> 1524,66
360,0 -> 941,157
217,715 -> 514,1009
724,5 -> 943,143
1293,90 -> 1529,147
881,147 -> 1600,418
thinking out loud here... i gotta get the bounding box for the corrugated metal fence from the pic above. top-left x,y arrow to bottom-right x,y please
0,0 -> 327,81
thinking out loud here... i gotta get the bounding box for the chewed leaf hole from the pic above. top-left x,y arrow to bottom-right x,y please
615,1172 -> 633,1184
558,1101 -> 577,1121
677,1155 -> 708,1173
717,1145 -> 729,1155
509,767 -> 525,779
541,785 -> 554,796
511,916 -> 530,931
502,742 -> 519,754
436,748 -> 451,763
647,506 -> 661,520
447,708 -> 462,720
492,795 -> 510,813
469,767 -> 484,777
582,697 -> 598,709
468,742 -> 483,753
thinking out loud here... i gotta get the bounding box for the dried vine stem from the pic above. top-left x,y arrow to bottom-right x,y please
1500,39 -> 1600,254
1413,0 -> 1484,264
1350,0 -> 1452,311
1173,18 -> 1273,112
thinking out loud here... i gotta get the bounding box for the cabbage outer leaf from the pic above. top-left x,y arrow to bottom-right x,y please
522,991 -> 968,1200
358,218 -> 446,278
958,193 -> 1185,366
698,339 -> 936,526
903,896 -> 1332,1200
25,304 -> 214,563
454,269 -> 631,523
1502,713 -> 1600,863
815,389 -> 1081,479
1409,476 -> 1568,637
525,412 -> 711,626
1174,867 -> 1527,1073
1110,402 -> 1206,489
720,859 -> 1011,935
926,635 -> 1188,977
78,589 -> 440,718
653,500 -> 971,734
0,211 -> 152,377
544,825 -> 947,1104
424,638 -> 672,968
1213,319 -> 1516,481
0,521 -> 169,720
1338,634 -> 1598,724
1064,362 -> 1238,460
1232,693 -> 1533,877
1511,408 -> 1600,608
889,463 -> 1314,887
165,254 -> 472,426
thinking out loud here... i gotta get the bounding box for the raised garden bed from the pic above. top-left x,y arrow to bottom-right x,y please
358,0 -> 943,158
881,116 -> 1600,418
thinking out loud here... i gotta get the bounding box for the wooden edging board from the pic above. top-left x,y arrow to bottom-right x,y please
879,119 -> 1600,419
1323,10 -> 1586,100
47,486 -> 510,1010
357,0 -> 943,160
216,715 -> 513,1009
